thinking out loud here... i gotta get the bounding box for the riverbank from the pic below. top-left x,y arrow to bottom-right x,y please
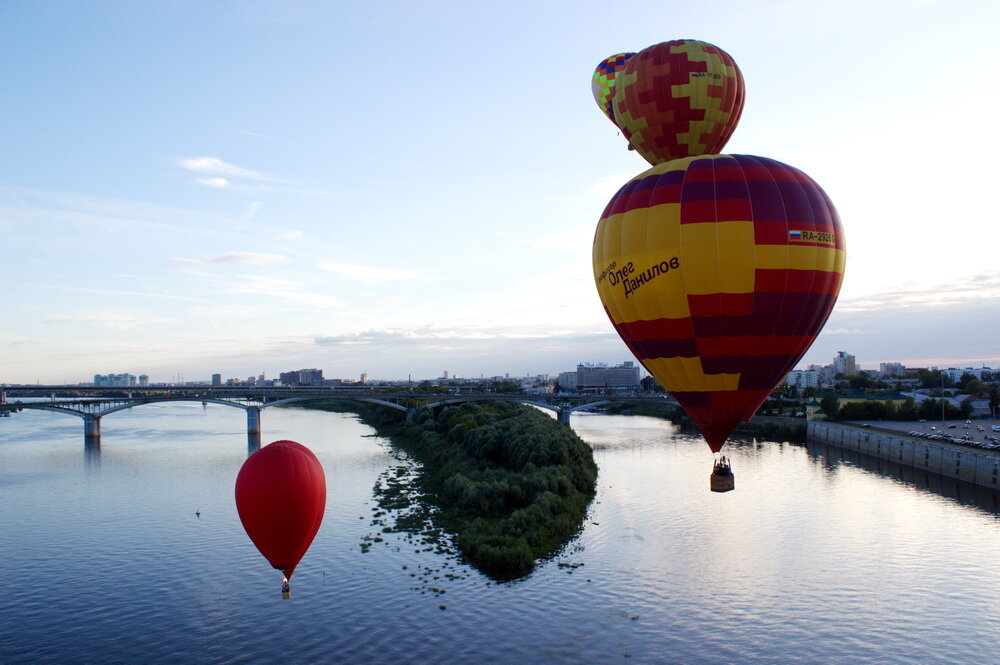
808,420 -> 1000,489
306,399 -> 598,578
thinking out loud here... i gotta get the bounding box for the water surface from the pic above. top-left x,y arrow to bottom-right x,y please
1,404 -> 997,664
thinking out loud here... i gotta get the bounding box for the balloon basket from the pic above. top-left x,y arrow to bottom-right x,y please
281,578 -> 291,599
710,456 -> 735,493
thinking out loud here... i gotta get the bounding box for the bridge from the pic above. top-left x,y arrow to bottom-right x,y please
0,385 -> 678,451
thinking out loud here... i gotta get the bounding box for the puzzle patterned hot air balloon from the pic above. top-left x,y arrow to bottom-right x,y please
592,154 -> 845,453
612,40 -> 745,166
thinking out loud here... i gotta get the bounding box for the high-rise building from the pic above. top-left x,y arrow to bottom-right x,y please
211,373 -> 222,386
360,372 -> 369,384
833,351 -> 857,377
138,374 -> 148,387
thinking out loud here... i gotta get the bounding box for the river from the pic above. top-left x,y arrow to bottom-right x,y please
1,402 -> 998,664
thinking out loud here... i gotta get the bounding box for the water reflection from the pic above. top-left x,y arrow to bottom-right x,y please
247,434 -> 260,456
84,439 -> 101,472
804,440 -> 1000,516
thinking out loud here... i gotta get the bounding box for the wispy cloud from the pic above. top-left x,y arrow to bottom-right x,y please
276,229 -> 303,240
315,325 -> 615,347
0,280 -> 205,302
42,314 -> 166,330
178,157 -> 267,180
170,252 -> 288,267
197,177 -> 231,189
838,270 -> 1000,312
319,261 -> 434,283
229,274 -> 345,309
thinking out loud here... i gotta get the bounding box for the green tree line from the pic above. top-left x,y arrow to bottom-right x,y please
316,400 -> 598,578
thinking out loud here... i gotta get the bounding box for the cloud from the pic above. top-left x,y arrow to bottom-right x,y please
0,280 -> 205,302
837,270 -> 1000,313
276,229 -> 303,240
302,325 -> 630,378
314,326 -> 616,348
178,157 -> 266,180
319,261 -> 433,283
197,177 -> 230,189
170,252 -> 288,267
42,315 -> 164,331
228,274 -> 346,309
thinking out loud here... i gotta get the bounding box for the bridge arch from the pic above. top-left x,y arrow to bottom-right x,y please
261,396 -> 408,414
419,396 -> 560,415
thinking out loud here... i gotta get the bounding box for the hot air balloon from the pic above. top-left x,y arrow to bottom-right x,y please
593,154 -> 844,466
591,52 -> 636,125
612,40 -> 745,166
235,440 -> 326,594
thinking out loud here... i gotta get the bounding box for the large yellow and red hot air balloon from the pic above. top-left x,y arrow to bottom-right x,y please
235,440 -> 326,594
593,154 -> 844,453
612,40 -> 745,166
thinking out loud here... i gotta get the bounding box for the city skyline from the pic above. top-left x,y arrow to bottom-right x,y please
3,1 -> 999,384
14,348 -> 997,387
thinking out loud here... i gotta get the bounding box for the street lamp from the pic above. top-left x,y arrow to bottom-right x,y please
941,372 -> 946,424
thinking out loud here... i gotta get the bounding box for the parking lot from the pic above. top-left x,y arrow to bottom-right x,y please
847,418 -> 1000,451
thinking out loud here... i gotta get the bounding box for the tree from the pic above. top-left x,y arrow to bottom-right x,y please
961,400 -> 973,419
848,374 -> 873,390
957,372 -> 976,390
820,393 -> 839,418
914,369 -> 953,390
965,379 -> 985,395
898,397 -> 918,421
640,375 -> 663,393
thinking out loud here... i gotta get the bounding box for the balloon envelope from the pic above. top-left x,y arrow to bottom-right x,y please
612,40 -> 745,166
591,52 -> 636,124
235,440 -> 326,579
593,154 -> 844,451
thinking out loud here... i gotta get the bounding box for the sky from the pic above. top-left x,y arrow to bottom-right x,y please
2,0 -> 999,384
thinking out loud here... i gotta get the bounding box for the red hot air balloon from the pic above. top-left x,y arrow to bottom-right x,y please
235,440 -> 326,592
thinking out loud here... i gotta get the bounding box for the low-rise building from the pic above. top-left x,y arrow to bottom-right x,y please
559,362 -> 640,393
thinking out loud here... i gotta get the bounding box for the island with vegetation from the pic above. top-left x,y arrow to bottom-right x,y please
309,399 -> 598,579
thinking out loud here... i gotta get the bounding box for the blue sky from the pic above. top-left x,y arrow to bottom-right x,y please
2,0 -> 999,383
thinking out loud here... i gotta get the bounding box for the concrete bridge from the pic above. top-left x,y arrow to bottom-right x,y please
0,385 -> 678,452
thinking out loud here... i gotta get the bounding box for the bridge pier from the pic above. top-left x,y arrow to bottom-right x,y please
406,407 -> 417,423
84,414 -> 101,443
247,407 -> 261,454
558,408 -> 572,425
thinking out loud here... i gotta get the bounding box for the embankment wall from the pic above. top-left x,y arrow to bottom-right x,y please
807,421 -> 1000,490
